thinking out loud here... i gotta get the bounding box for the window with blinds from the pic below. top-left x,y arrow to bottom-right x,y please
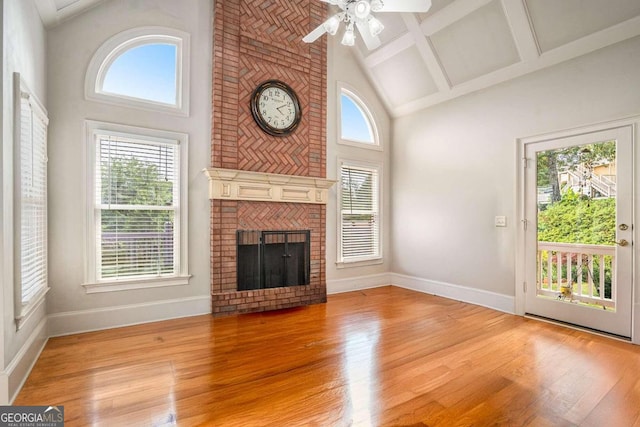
339,162 -> 381,262
15,73 -> 49,311
95,134 -> 179,281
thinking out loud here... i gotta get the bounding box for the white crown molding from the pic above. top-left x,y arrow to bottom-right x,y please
34,0 -> 58,28
204,168 -> 336,205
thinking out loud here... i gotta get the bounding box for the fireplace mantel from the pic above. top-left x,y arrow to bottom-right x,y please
203,168 -> 336,205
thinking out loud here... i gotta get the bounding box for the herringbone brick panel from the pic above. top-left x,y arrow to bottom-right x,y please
237,201 -> 310,230
237,59 -> 311,175
240,0 -> 312,57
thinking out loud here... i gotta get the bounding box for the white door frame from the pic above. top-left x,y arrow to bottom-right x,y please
515,116 -> 640,344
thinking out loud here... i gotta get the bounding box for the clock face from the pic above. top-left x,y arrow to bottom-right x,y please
259,88 -> 296,129
250,81 -> 301,136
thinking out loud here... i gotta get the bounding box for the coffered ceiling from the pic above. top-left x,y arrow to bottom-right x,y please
34,0 -> 640,118
351,0 -> 640,116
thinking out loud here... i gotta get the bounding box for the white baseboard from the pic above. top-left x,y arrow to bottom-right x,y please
3,316 -> 48,404
634,303 -> 640,345
0,373 -> 7,405
390,273 -> 515,314
48,295 -> 211,337
327,273 -> 391,294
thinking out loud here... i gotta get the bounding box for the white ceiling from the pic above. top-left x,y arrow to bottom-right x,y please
34,0 -> 104,28
34,0 -> 640,118
352,0 -> 640,116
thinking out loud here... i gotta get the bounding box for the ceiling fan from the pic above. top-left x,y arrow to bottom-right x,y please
303,0 -> 432,50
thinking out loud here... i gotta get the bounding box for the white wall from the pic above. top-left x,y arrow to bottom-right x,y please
392,36 -> 640,309
1,0 -> 48,403
46,0 -> 211,336
326,37 -> 393,294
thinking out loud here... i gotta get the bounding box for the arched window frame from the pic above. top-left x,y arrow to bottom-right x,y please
85,27 -> 190,116
337,83 -> 381,151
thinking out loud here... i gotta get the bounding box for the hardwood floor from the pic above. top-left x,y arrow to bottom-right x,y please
15,286 -> 640,426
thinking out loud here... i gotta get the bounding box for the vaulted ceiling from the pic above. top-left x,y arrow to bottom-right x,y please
351,0 -> 640,116
35,0 -> 640,117
34,0 -> 104,27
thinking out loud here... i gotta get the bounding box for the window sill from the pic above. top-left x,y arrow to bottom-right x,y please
336,258 -> 383,269
86,92 -> 189,117
16,287 -> 50,331
337,139 -> 383,152
83,275 -> 191,294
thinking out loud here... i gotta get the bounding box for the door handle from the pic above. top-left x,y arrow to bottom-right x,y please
614,239 -> 629,247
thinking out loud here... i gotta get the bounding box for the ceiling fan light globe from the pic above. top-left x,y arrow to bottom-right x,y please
341,25 -> 356,46
323,15 -> 341,35
354,0 -> 371,19
370,0 -> 384,12
368,16 -> 384,36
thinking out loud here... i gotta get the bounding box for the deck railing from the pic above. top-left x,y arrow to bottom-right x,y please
537,242 -> 615,308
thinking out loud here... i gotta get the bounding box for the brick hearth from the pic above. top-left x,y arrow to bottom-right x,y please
210,0 -> 327,316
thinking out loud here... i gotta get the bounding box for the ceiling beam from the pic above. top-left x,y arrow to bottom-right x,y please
401,13 -> 450,92
392,13 -> 640,117
363,33 -> 415,68
420,0 -> 494,36
501,0 -> 540,62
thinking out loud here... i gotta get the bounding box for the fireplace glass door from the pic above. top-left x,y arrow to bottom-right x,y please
237,230 -> 310,291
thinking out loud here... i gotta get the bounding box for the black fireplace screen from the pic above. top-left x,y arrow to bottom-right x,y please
237,230 -> 310,291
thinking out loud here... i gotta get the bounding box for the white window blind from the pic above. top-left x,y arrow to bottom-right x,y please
16,75 -> 49,307
340,163 -> 380,262
95,134 -> 179,281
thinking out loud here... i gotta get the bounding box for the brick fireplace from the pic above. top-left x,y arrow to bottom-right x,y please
209,0 -> 328,316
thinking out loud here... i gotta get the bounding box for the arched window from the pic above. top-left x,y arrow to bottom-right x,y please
338,85 -> 380,149
85,27 -> 190,115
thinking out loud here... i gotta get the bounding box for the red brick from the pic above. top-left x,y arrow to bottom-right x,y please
211,0 -> 326,317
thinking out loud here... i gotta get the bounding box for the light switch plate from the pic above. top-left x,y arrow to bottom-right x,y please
495,216 -> 507,227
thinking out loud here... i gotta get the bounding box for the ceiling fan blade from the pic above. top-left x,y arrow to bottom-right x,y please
355,21 -> 382,50
303,23 -> 328,43
377,0 -> 432,13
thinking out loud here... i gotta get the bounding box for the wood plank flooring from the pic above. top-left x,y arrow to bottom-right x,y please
15,286 -> 640,426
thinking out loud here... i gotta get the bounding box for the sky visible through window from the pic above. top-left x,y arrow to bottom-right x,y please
102,43 -> 177,105
341,93 -> 374,143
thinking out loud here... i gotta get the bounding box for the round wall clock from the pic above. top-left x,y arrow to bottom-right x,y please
250,80 -> 302,137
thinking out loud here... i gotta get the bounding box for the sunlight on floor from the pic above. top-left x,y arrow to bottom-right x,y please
344,318 -> 380,426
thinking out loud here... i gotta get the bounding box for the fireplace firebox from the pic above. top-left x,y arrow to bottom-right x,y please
237,230 -> 310,291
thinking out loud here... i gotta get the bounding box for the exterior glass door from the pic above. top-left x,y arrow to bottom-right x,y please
524,126 -> 633,337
